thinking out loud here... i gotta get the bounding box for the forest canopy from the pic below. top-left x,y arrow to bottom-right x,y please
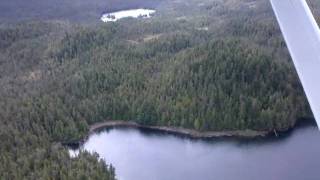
0,0 -> 318,179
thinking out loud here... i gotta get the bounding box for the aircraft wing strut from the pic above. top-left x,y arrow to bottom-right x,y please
270,0 -> 320,127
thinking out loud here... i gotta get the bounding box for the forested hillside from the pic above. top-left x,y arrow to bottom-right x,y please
0,0 -> 164,23
0,0 -> 316,179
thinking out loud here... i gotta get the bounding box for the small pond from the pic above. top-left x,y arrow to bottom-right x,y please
101,9 -> 156,22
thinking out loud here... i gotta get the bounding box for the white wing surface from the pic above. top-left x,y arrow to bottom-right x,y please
270,0 -> 320,127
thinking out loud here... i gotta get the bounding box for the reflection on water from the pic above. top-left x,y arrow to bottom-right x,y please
71,124 -> 320,180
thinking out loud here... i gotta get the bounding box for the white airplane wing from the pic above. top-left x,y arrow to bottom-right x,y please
270,0 -> 320,127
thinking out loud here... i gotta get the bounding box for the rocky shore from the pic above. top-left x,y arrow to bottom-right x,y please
88,120 -> 271,139
65,118 -> 315,148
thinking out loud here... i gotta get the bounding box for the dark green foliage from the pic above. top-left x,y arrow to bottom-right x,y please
154,40 -> 309,130
0,143 -> 116,180
0,0 -> 315,179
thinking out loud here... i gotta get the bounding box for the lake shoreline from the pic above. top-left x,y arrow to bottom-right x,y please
65,118 -> 315,148
89,120 -> 271,138
69,119 -> 320,180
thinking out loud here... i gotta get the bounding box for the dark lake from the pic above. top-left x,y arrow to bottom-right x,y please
72,123 -> 320,180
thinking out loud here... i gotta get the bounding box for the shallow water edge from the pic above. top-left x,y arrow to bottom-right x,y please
64,118 -> 316,148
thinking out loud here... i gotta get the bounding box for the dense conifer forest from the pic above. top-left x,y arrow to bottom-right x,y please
1,0 -> 319,179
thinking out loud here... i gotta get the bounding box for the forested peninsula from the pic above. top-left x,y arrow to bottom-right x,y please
1,0 -> 319,179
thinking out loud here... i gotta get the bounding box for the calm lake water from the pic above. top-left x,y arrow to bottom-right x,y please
72,124 -> 320,180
